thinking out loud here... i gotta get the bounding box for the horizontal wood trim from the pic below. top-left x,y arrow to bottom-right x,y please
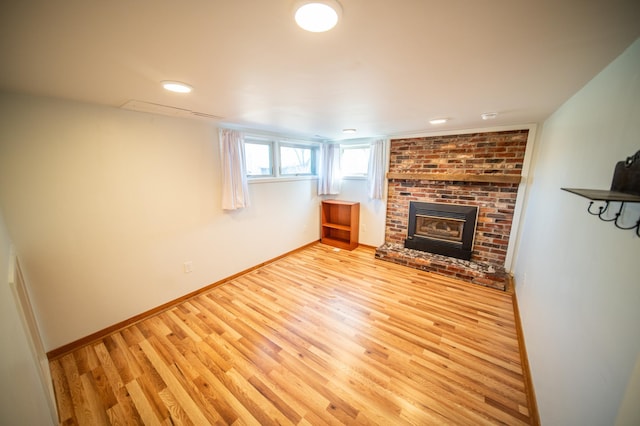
357,243 -> 378,250
319,238 -> 358,250
46,240 -> 320,360
321,199 -> 360,206
386,172 -> 522,184
511,275 -> 541,425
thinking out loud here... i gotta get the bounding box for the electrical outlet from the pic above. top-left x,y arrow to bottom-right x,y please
183,261 -> 193,273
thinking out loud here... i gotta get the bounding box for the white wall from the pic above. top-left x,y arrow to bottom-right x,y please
0,94 -> 320,351
331,177 -> 387,247
513,39 -> 640,425
0,210 -> 55,425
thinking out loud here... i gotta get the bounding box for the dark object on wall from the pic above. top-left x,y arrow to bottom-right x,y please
612,150 -> 640,195
562,150 -> 640,237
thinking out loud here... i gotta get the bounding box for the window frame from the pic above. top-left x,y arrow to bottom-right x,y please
244,137 -> 275,178
340,143 -> 371,178
278,142 -> 317,177
241,132 -> 320,182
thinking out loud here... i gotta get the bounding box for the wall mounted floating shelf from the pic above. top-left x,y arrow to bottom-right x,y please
562,150 -> 640,237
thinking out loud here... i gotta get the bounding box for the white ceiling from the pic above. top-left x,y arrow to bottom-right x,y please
1,0 -> 639,141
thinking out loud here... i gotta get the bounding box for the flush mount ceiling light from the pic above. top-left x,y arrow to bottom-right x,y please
161,81 -> 193,93
342,128 -> 357,134
429,118 -> 448,125
481,112 -> 498,120
294,0 -> 342,32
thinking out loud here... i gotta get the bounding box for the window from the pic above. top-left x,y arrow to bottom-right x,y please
244,140 -> 273,177
280,144 -> 316,175
242,133 -> 319,180
341,144 -> 370,177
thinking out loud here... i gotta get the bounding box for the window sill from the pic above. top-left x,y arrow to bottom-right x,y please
248,176 -> 319,184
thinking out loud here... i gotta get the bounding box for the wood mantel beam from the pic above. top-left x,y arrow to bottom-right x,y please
386,172 -> 522,184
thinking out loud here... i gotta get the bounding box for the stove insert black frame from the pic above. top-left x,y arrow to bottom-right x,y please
404,202 -> 478,260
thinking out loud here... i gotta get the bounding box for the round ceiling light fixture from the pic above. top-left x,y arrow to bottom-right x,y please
342,128 -> 357,134
162,81 -> 193,93
294,0 -> 342,32
429,118 -> 448,125
481,112 -> 498,120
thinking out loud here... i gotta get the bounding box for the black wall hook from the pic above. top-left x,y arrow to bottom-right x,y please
562,149 -> 640,237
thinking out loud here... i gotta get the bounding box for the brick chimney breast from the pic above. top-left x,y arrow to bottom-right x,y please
377,130 -> 529,290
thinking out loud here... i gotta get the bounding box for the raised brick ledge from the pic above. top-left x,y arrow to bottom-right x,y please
375,242 -> 508,291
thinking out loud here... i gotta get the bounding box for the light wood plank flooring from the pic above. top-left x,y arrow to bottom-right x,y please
50,243 -> 533,425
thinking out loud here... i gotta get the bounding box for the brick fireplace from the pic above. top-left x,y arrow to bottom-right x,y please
375,130 -> 528,290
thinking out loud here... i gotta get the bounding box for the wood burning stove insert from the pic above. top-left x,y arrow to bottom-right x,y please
404,202 -> 478,260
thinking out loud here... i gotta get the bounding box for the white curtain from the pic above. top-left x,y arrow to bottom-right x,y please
219,128 -> 250,210
368,139 -> 387,200
317,143 -> 341,195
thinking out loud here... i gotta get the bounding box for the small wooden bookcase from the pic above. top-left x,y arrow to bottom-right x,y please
320,200 -> 360,250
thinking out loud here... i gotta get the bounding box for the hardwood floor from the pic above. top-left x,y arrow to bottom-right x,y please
50,243 -> 534,425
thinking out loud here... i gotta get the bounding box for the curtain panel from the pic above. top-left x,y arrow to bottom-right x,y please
219,129 -> 250,210
368,139 -> 387,200
318,143 -> 341,195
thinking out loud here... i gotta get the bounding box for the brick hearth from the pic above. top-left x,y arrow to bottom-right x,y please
376,130 -> 529,291
375,243 -> 509,290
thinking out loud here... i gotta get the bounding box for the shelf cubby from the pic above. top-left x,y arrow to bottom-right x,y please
321,200 -> 360,250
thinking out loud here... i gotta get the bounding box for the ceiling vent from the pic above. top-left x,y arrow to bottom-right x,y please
120,100 -> 224,121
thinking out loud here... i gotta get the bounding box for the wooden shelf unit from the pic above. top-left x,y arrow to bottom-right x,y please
321,200 -> 360,250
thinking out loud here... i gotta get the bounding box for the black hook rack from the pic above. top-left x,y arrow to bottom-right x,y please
586,200 -> 640,237
562,149 -> 640,237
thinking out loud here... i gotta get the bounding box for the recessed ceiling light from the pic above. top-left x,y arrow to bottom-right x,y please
294,1 -> 342,32
429,118 -> 448,125
481,112 -> 498,120
162,81 -> 193,93
342,128 -> 357,134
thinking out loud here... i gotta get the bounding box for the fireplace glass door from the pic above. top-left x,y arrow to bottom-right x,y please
404,202 -> 478,260
415,215 -> 464,244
